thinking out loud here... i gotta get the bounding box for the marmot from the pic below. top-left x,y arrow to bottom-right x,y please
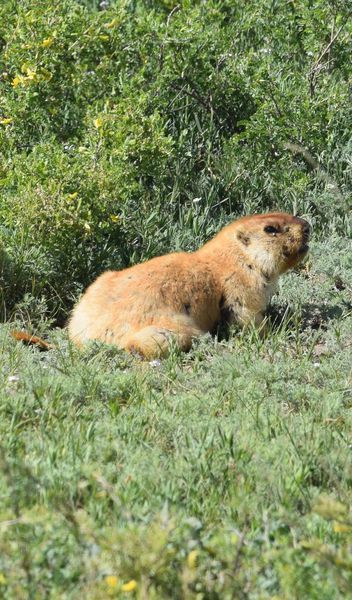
68,212 -> 310,358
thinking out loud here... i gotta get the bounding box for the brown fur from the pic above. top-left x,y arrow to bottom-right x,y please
11,331 -> 52,350
68,212 -> 310,358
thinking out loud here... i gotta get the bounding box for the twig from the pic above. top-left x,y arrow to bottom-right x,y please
166,4 -> 180,28
284,141 -> 342,197
308,21 -> 347,97
170,81 -> 212,112
284,142 -> 320,170
309,23 -> 345,78
159,5 -> 181,70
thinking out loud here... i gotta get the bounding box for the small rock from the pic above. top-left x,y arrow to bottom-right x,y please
313,343 -> 329,357
334,276 -> 345,291
149,359 -> 161,368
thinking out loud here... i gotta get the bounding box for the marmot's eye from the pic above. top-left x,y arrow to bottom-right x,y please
264,225 -> 279,234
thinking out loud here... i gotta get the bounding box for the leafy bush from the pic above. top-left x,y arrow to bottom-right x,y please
0,0 -> 351,322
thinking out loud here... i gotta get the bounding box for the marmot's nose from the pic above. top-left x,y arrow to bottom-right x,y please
303,222 -> 310,233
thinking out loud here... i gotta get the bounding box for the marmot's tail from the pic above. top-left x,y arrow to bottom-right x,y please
11,331 -> 53,351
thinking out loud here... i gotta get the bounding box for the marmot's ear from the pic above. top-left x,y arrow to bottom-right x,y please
237,230 -> 250,246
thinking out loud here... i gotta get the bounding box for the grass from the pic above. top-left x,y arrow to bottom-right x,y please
0,237 -> 351,598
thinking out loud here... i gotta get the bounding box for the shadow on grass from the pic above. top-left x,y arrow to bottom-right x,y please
267,300 -> 352,332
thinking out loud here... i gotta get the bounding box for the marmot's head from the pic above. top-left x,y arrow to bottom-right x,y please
232,212 -> 311,277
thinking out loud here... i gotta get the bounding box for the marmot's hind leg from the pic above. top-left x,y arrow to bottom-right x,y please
124,324 -> 202,359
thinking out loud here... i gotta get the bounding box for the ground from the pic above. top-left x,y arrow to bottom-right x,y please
0,237 -> 351,598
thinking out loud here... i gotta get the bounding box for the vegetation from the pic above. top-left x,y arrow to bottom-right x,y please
0,0 -> 351,597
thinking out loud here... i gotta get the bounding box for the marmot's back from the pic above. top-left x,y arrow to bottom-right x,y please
67,251 -> 220,347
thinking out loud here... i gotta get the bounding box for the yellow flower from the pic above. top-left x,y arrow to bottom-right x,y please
187,549 -> 198,569
105,18 -> 119,28
110,214 -> 119,223
0,118 -> 13,125
42,37 -> 54,48
333,521 -> 352,533
99,35 -> 110,41
105,575 -> 119,589
11,75 -> 24,87
93,116 -> 103,129
121,579 -> 137,592
25,68 -> 37,81
96,490 -> 107,498
16,65 -> 37,85
67,192 -> 78,200
0,574 -> 6,584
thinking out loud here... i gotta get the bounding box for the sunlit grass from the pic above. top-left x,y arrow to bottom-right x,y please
1,238 -> 351,597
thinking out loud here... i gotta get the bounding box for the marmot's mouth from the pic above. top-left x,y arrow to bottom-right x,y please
298,243 -> 309,254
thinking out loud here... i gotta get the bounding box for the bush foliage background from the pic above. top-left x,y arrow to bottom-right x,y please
0,0 -> 351,323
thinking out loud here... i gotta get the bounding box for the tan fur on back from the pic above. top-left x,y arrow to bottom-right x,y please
68,212 -> 310,358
